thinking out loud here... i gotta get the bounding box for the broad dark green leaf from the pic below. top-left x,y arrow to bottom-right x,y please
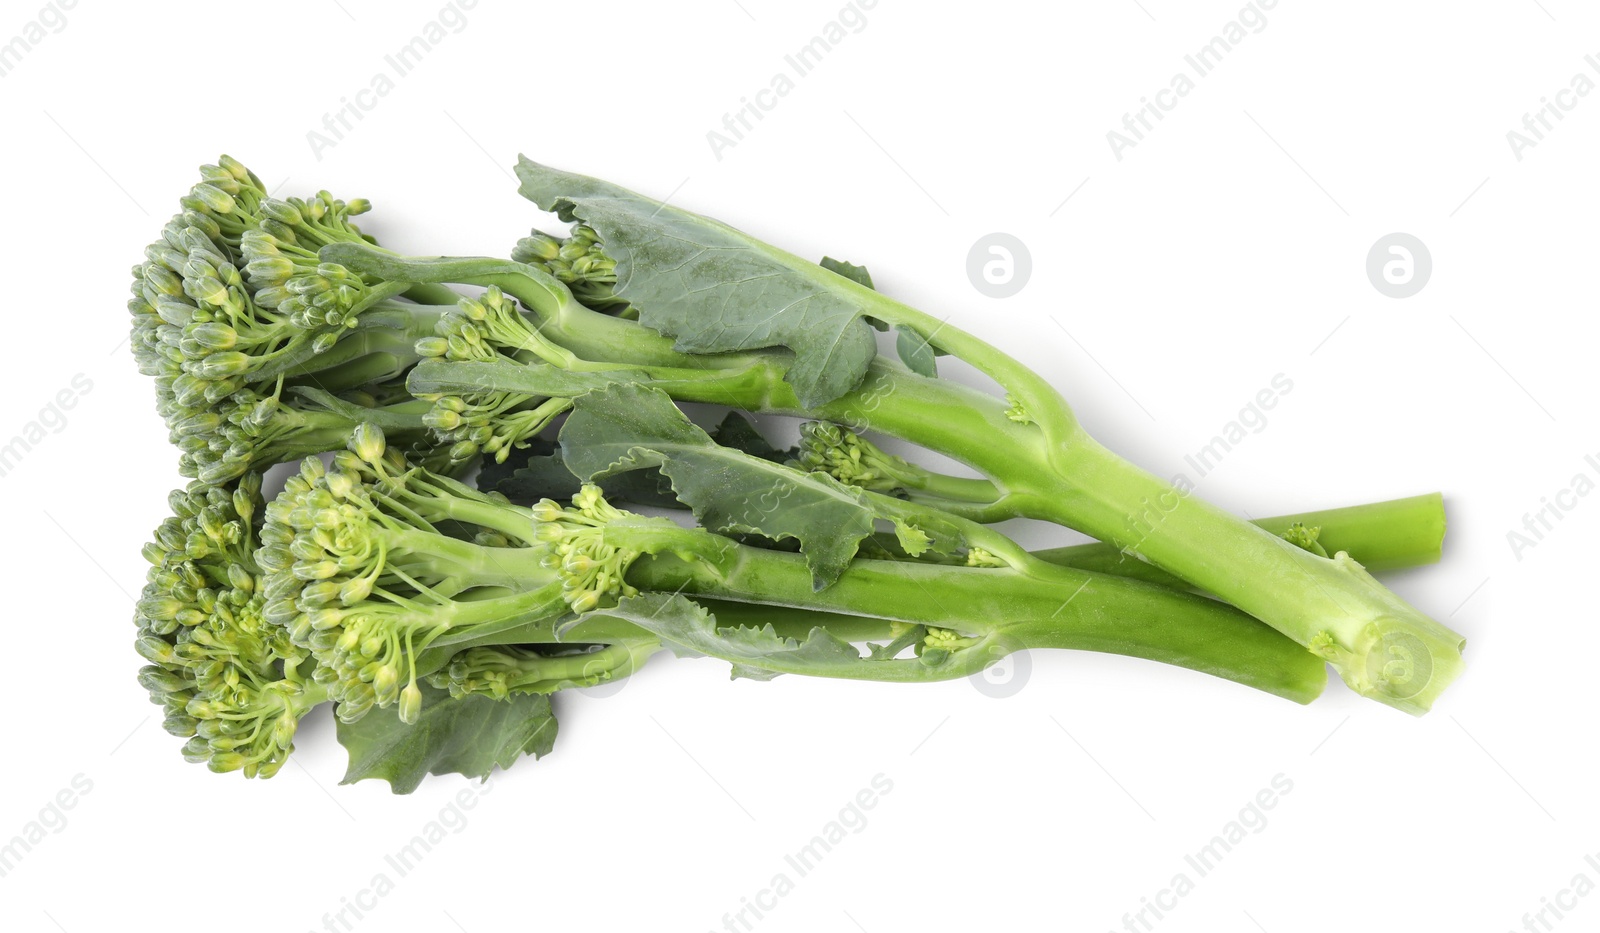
480,438 -> 680,508
517,159 -> 883,407
337,685 -> 558,795
479,413 -> 793,509
560,384 -> 893,588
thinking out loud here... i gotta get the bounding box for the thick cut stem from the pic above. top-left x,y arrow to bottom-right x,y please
1038,493 -> 1446,584
1016,434 -> 1463,713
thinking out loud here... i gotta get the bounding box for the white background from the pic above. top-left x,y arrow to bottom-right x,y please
0,0 -> 1586,930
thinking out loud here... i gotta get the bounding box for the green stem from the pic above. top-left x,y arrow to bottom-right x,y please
895,468 -> 999,504
1017,434 -> 1462,713
1037,493 -> 1446,585
377,526 -> 552,590
624,546 -> 1325,703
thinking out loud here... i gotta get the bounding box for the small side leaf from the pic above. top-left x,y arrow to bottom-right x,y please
819,257 -> 875,290
894,325 -> 938,378
337,685 -> 558,795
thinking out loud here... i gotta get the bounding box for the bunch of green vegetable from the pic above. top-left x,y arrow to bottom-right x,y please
125,156 -> 1464,792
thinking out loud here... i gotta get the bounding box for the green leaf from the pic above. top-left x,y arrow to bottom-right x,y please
894,324 -> 938,378
517,159 -> 883,407
336,685 -> 558,794
480,413 -> 790,509
481,438 -> 681,508
560,384 -> 892,589
819,256 -> 875,290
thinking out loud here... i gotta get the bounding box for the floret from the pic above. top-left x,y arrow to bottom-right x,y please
128,158 -> 457,480
257,426 -> 569,723
411,285 -> 575,462
512,223 -> 626,314
133,474 -> 325,777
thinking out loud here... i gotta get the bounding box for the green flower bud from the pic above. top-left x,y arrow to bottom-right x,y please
207,751 -> 247,773
373,665 -> 399,703
310,607 -> 348,631
191,183 -> 236,214
295,560 -> 342,581
423,408 -> 462,430
135,635 -> 176,664
339,575 -> 373,603
271,714 -> 298,750
260,198 -> 304,225
193,351 -> 253,379
245,256 -> 295,285
517,231 -> 565,263
299,580 -> 344,607
398,682 -> 422,725
349,423 -> 386,462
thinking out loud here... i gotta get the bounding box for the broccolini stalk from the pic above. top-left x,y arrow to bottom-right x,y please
134,475 -> 325,778
255,423 -> 1325,705
283,164 -> 1460,713
542,485 -> 1325,702
502,161 -> 1465,714
542,385 -> 1329,700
